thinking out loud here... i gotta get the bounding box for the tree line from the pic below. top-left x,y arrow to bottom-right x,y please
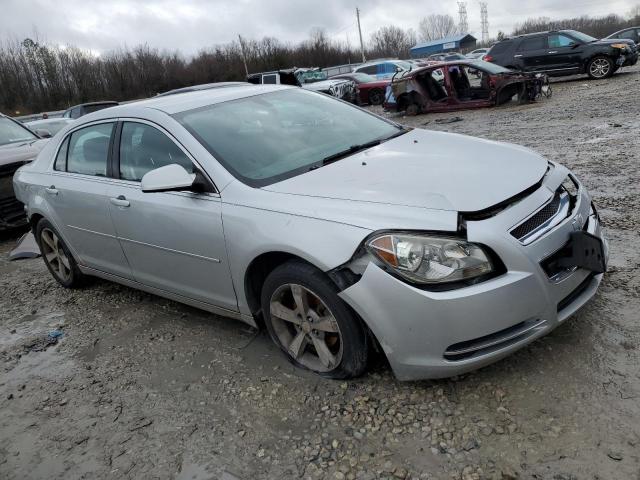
1,7 -> 639,115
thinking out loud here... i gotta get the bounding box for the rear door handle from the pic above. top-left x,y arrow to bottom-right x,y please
513,54 -> 523,58
45,185 -> 58,195
548,51 -> 558,54
109,195 -> 130,208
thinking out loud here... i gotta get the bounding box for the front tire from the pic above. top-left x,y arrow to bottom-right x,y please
368,88 -> 384,105
36,218 -> 85,288
261,260 -> 368,379
587,56 -> 614,79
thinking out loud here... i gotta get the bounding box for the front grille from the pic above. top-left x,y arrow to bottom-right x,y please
510,192 -> 561,240
557,273 -> 595,312
444,318 -> 544,361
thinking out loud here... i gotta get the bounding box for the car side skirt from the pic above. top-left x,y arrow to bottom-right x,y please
78,265 -> 257,328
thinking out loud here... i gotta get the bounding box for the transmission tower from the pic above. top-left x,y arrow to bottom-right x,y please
479,1 -> 489,43
457,1 -> 468,33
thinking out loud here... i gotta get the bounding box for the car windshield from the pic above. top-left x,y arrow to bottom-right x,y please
174,88 -> 404,187
565,30 -> 597,43
470,60 -> 513,74
0,117 -> 38,146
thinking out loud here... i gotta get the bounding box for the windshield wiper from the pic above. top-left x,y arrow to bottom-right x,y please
317,128 -> 409,167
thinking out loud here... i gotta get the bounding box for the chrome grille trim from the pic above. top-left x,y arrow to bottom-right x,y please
510,190 -> 571,245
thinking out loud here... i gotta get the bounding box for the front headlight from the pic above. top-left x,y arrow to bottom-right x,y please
366,233 -> 494,285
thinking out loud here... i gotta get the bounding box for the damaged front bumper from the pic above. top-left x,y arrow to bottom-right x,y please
339,170 -> 606,381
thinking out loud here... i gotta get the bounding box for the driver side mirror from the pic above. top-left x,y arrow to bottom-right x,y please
141,164 -> 196,193
35,129 -> 52,138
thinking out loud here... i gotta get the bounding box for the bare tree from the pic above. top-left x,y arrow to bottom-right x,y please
418,14 -> 460,42
513,14 -> 630,38
370,26 -> 417,58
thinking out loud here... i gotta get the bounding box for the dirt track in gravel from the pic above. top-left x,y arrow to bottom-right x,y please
1,65 -> 639,480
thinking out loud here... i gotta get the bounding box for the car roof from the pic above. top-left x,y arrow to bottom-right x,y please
157,82 -> 249,97
26,118 -> 73,125
70,101 -> 119,108
73,84 -> 294,120
356,59 -> 403,67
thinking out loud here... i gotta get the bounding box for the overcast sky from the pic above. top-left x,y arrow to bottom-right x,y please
1,0 -> 637,55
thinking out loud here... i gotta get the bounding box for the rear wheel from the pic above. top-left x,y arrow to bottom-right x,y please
587,56 -> 614,79
368,88 -> 384,105
261,260 -> 368,379
36,218 -> 85,288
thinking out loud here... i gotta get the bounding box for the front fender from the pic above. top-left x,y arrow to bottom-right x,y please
221,201 -> 371,315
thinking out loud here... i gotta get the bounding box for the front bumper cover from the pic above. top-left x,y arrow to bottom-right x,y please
339,168 -> 607,380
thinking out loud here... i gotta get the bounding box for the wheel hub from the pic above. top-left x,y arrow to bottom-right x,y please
269,283 -> 343,373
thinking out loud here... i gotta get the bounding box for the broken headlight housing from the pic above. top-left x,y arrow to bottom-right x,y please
366,233 -> 494,285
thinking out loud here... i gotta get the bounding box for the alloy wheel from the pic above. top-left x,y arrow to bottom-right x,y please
269,283 -> 343,372
589,58 -> 611,78
40,228 -> 72,282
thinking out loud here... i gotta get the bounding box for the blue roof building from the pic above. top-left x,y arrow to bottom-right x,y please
410,34 -> 477,58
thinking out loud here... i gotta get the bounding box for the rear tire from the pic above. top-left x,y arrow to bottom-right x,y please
587,56 -> 614,79
260,260 -> 368,379
35,218 -> 85,288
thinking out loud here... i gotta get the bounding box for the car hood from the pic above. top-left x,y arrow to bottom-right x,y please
0,138 -> 49,167
262,129 -> 548,213
594,38 -> 636,47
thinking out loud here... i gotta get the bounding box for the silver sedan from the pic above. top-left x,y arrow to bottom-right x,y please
13,85 -> 607,380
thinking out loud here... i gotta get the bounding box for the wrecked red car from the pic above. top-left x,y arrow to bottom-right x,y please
330,73 -> 390,105
383,60 -> 551,115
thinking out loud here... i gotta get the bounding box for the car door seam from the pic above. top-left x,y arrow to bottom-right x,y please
68,224 -> 116,238
117,236 -> 221,263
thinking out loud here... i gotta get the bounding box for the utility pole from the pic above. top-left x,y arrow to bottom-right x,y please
238,34 -> 249,77
479,2 -> 489,44
356,7 -> 366,63
457,1 -> 468,33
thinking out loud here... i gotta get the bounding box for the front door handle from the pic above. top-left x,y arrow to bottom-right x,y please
45,185 -> 58,195
513,54 -> 523,58
110,195 -> 130,208
548,51 -> 558,54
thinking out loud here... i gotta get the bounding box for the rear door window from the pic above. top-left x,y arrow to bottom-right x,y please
518,36 -> 547,51
66,123 -> 114,176
54,137 -> 69,171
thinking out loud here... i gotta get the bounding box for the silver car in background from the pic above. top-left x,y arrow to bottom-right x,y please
13,85 -> 607,380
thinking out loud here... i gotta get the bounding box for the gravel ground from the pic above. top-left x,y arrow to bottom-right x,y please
1,65 -> 639,480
